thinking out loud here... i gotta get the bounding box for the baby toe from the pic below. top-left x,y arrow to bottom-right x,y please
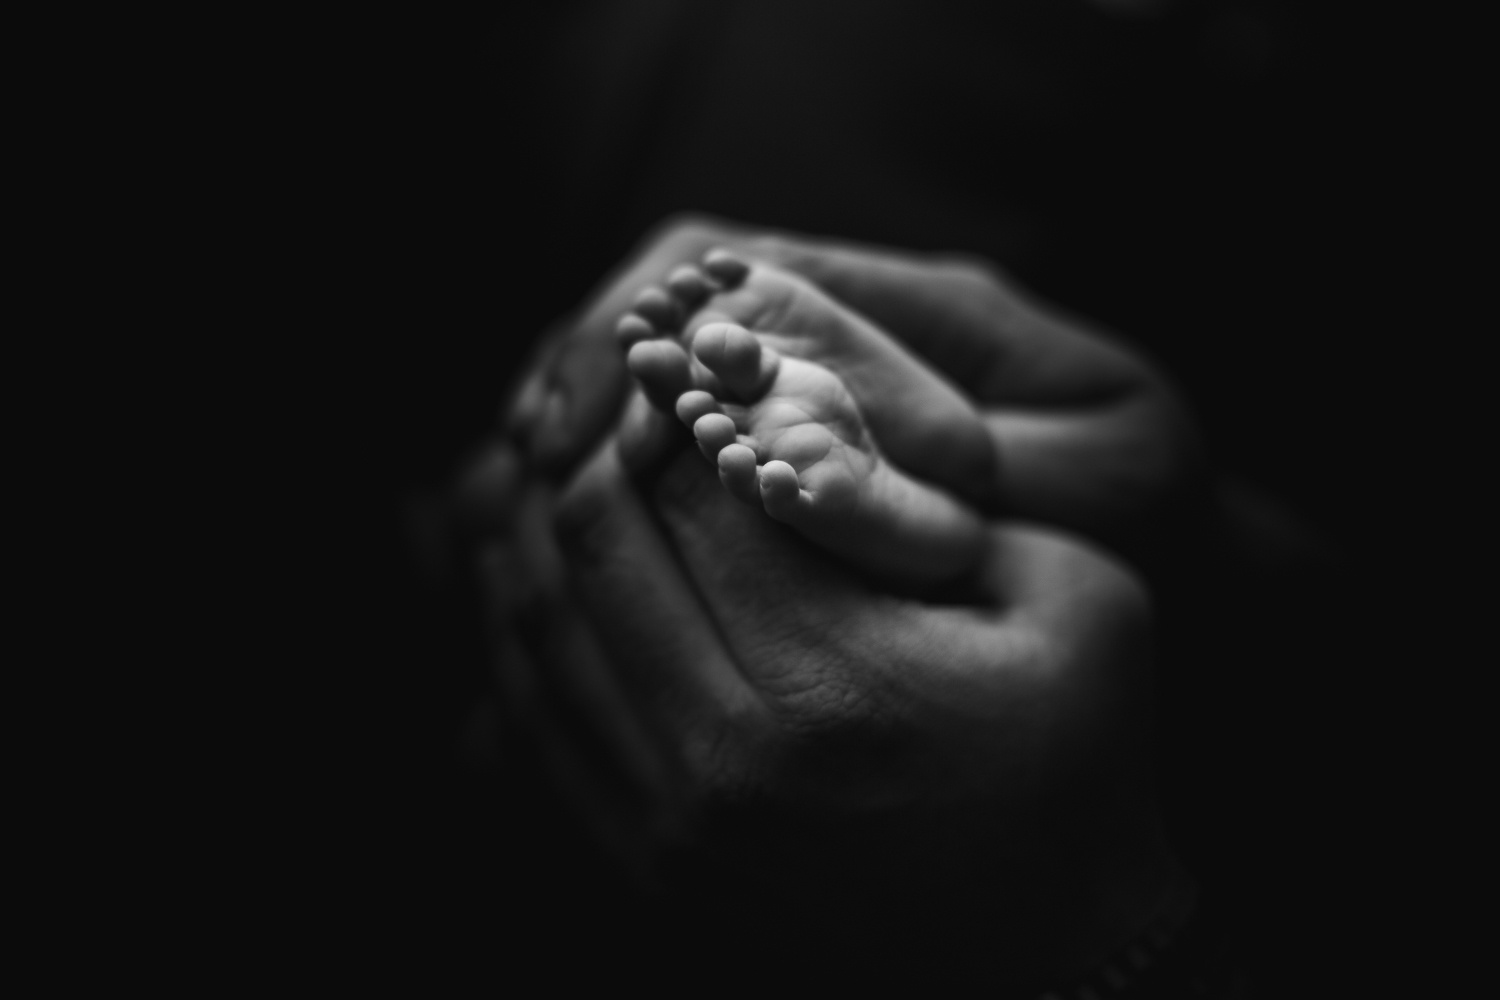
632,286 -> 678,330
674,389 -> 721,428
693,412 -> 738,460
615,312 -> 655,346
666,265 -> 714,307
717,443 -> 760,504
626,339 -> 693,409
702,248 -> 750,287
691,323 -> 771,400
758,460 -> 804,521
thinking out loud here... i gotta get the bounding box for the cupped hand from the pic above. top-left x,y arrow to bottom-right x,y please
474,438 -> 1186,989
460,215 -> 1199,989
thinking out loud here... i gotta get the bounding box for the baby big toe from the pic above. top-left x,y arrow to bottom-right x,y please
717,443 -> 760,504
627,339 -> 693,410
702,248 -> 749,288
692,323 -> 776,400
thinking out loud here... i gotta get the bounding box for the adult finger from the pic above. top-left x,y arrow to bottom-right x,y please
644,447 -> 1063,747
513,481 -> 682,804
648,445 -> 1152,727
452,440 -> 525,540
475,486 -> 685,869
748,230 -> 1201,539
745,232 -> 1149,406
553,439 -> 768,778
510,218 -> 1148,481
981,395 -> 1193,532
615,384 -> 690,477
479,556 -> 666,877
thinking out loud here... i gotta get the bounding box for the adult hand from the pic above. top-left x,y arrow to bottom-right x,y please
473,442 -> 1185,990
459,215 -> 1198,988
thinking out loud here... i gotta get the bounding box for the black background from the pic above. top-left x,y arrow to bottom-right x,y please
234,0 -> 1478,990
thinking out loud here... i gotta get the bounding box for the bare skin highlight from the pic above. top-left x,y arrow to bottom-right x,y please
621,249 -> 993,586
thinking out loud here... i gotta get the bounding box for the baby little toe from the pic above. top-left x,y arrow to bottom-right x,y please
702,248 -> 749,288
632,286 -> 679,330
717,443 -> 760,504
615,312 -> 655,346
626,339 -> 693,410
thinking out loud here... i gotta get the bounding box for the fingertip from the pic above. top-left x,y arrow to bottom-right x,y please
526,388 -> 572,463
453,441 -> 524,536
503,369 -> 549,437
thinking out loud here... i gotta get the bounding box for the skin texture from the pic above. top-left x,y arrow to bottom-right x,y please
466,215 -> 1200,990
477,445 -> 1186,991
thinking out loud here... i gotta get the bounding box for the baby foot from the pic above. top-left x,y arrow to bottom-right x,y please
693,250 -> 1000,509
616,251 -> 1000,508
639,319 -> 985,585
